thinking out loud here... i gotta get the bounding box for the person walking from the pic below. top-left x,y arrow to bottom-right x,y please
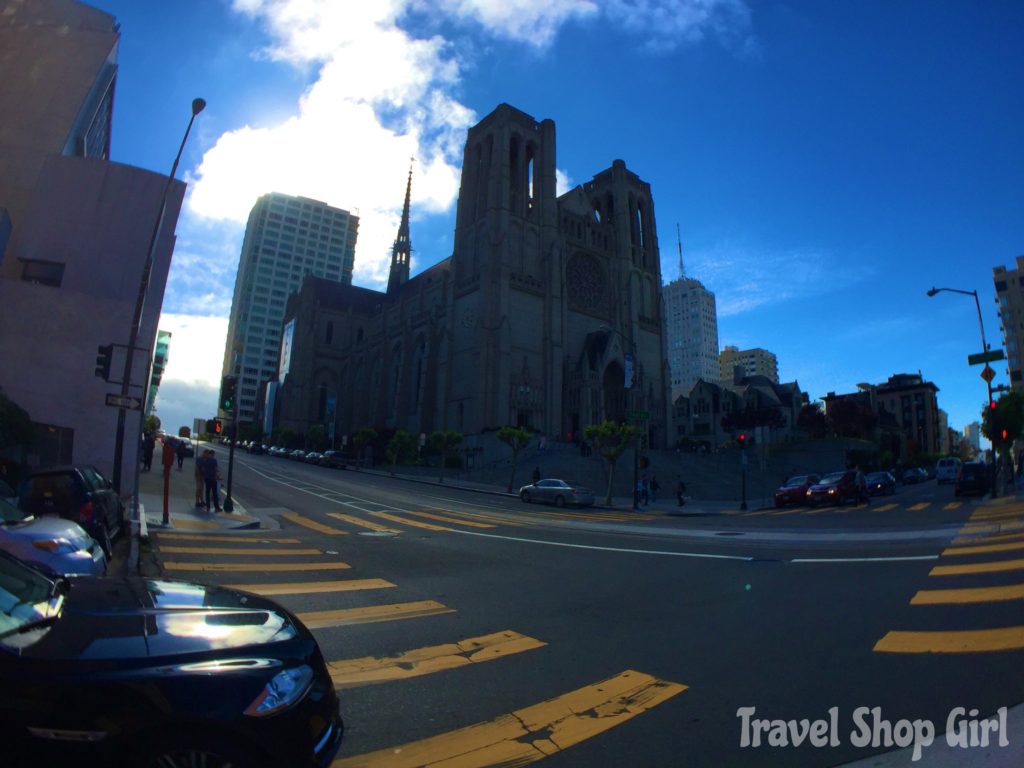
649,474 -> 659,503
142,433 -> 155,472
640,472 -> 650,506
175,439 -> 187,470
194,450 -> 206,507
676,476 -> 687,507
201,449 -> 222,512
532,466 -> 541,484
854,467 -> 870,506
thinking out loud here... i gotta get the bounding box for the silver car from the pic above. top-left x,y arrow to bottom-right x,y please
0,497 -> 106,577
519,479 -> 596,507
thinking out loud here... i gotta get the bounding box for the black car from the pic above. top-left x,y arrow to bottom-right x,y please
18,465 -> 124,559
864,471 -> 896,496
901,467 -> 929,485
319,451 -> 348,469
955,462 -> 991,497
1,551 -> 343,768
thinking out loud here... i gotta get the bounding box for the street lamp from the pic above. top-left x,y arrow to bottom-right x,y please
112,98 -> 206,498
926,285 -> 997,493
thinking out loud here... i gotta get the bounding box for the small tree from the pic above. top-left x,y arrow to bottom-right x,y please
427,430 -> 463,483
584,420 -> 638,506
797,402 -> 831,439
497,425 -> 532,492
144,415 -> 161,434
306,425 -> 327,451
385,429 -> 417,476
353,427 -> 378,469
178,426 -> 191,439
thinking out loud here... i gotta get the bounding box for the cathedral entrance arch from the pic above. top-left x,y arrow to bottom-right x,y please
602,362 -> 626,423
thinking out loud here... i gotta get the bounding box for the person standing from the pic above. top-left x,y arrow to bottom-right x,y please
176,439 -> 187,470
676,476 -> 687,506
854,467 -> 870,506
201,449 -> 222,512
532,466 -> 541,484
194,450 -> 206,507
649,474 -> 659,503
142,433 -> 155,472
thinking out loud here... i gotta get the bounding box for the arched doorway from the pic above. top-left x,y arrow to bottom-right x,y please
603,362 -> 626,423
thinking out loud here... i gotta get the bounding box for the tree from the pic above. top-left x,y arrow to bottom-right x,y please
497,425 -> 532,492
584,420 -> 638,506
353,427 -> 378,469
385,430 -> 417,476
797,402 -> 831,439
144,415 -> 161,434
982,392 -> 1024,489
178,426 -> 191,439
427,430 -> 463,483
306,425 -> 327,451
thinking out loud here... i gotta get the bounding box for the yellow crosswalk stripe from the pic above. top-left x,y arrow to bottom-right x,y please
875,626 -> 1024,653
166,519 -> 220,530
225,579 -> 395,596
370,511 -> 450,531
327,630 -> 547,689
164,561 -> 351,572
405,510 -> 497,528
953,531 -> 1024,546
153,533 -> 302,544
943,502 -> 962,510
331,669 -> 686,768
298,600 -> 454,629
157,546 -> 321,556
907,502 -> 930,511
327,513 -> 401,533
942,540 -> 1024,557
873,503 -> 898,512
280,511 -> 349,535
931,557 -> 1024,577
912,583 -> 1024,605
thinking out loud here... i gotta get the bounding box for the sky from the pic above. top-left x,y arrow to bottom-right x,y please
97,0 -> 1022,444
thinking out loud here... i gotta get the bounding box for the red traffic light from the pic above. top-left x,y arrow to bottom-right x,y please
737,433 -> 746,445
1002,429 -> 1009,441
214,420 -> 222,434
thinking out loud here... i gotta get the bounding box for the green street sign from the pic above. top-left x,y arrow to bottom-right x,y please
626,410 -> 650,422
967,350 -> 1005,366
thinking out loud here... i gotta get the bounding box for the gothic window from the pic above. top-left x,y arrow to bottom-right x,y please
566,252 -> 607,312
526,143 -> 536,216
509,135 -> 520,214
325,320 -> 333,345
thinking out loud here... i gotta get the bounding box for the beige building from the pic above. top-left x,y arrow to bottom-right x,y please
275,104 -> 670,456
720,345 -> 778,384
0,0 -> 184,489
994,255 -> 1024,389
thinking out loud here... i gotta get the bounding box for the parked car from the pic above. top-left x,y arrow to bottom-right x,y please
519,479 -> 595,507
18,466 -> 124,560
955,462 -> 991,497
805,471 -> 859,506
0,498 -> 105,577
305,452 -> 324,464
1,551 -> 344,768
864,471 -> 896,496
289,449 -> 307,461
320,451 -> 348,469
935,457 -> 962,484
902,467 -> 929,485
773,474 -> 820,507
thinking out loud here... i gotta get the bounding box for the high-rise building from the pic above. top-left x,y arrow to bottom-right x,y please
221,192 -> 358,423
993,255 -> 1024,388
963,422 -> 981,455
662,277 -> 719,401
720,346 -> 779,384
0,0 -> 184,483
145,330 -> 172,416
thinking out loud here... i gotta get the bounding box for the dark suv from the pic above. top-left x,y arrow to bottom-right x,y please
955,462 -> 990,497
18,466 -> 124,559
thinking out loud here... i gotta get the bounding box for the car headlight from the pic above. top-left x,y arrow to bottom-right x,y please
244,665 -> 314,717
32,538 -> 76,554
827,488 -> 835,494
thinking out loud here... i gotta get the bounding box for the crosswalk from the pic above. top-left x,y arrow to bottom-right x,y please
738,499 -> 966,517
875,498 -> 1024,654
149,517 -> 686,765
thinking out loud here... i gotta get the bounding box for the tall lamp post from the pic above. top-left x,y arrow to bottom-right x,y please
112,98 -> 206,497
926,286 -> 998,495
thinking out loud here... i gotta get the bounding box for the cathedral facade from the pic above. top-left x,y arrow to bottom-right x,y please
274,104 -> 670,450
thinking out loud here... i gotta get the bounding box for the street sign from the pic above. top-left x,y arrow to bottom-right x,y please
981,365 -> 996,383
626,410 -> 650,422
105,393 -> 142,410
968,350 -> 1005,365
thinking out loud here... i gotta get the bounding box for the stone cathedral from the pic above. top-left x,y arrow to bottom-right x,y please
275,103 -> 669,453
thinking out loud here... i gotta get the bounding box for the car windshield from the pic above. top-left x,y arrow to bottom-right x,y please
0,497 -> 30,524
865,473 -> 887,482
819,472 -> 846,484
0,554 -> 62,641
784,476 -> 808,486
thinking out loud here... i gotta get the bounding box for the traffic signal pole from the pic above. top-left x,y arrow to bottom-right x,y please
223,377 -> 239,513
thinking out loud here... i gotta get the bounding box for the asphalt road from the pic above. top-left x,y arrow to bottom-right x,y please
147,451 -> 1022,767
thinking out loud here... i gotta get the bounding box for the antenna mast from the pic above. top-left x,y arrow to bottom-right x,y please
676,223 -> 684,279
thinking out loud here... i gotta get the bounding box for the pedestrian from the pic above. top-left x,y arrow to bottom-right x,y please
650,474 -> 659,503
854,467 -> 870,506
176,439 -> 187,470
676,476 -> 687,506
532,466 -> 541,484
539,435 -> 547,455
640,472 -> 650,506
194,450 -> 206,507
142,433 -> 155,471
201,449 -> 222,512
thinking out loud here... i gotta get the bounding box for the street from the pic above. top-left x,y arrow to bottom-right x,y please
143,449 -> 1024,767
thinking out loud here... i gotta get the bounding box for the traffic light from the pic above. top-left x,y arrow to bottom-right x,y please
150,353 -> 166,388
220,375 -> 237,412
95,344 -> 113,380
737,432 -> 747,447
214,420 -> 223,435
205,419 -> 215,434
1002,429 -> 1009,443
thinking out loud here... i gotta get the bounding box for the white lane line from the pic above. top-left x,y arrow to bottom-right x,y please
791,555 -> 940,563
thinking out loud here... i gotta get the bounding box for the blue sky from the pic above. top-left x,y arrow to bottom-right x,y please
97,0 -> 1022,443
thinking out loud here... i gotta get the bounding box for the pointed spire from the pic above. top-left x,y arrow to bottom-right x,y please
387,159 -> 414,293
676,222 -> 684,280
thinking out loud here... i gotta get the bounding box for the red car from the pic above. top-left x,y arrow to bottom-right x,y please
805,470 -> 861,506
773,474 -> 820,507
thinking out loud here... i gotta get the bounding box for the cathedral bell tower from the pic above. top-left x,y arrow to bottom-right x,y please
387,162 -> 413,293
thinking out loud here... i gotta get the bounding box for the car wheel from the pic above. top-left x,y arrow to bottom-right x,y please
554,495 -> 565,508
98,522 -> 113,562
520,491 -> 531,503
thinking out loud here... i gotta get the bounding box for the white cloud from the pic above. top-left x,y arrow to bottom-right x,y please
605,0 -> 755,54
158,314 -> 230,387
431,0 -> 599,46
